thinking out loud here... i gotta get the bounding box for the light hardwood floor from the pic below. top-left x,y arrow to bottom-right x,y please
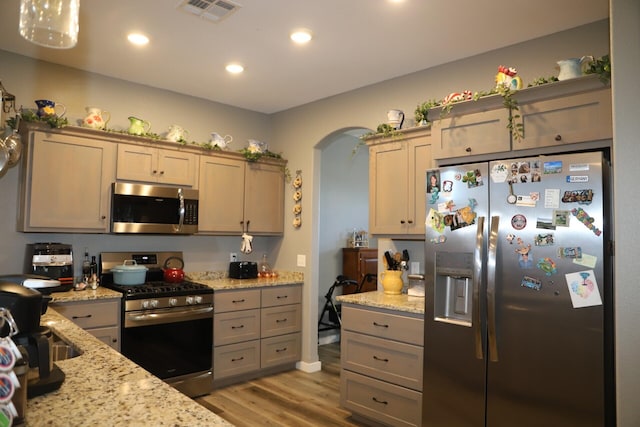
195,343 -> 370,426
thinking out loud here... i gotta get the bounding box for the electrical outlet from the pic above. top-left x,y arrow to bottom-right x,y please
296,254 -> 306,267
230,253 -> 238,262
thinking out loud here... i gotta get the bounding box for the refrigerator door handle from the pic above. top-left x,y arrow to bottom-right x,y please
487,215 -> 500,362
473,216 -> 485,360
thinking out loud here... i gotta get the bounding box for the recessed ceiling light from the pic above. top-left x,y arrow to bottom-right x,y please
127,33 -> 149,46
226,63 -> 244,74
290,29 -> 313,44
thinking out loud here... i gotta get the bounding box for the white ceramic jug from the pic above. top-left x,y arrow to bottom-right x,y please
166,124 -> 189,142
82,107 -> 110,130
387,109 -> 404,130
557,56 -> 593,81
210,132 -> 233,149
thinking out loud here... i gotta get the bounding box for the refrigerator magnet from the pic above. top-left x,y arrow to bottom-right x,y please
521,276 -> 542,291
491,163 -> 509,183
534,233 -> 555,246
565,270 -> 602,308
571,207 -> 602,236
537,257 -> 558,276
552,210 -> 571,227
543,161 -> 563,174
511,214 -> 527,230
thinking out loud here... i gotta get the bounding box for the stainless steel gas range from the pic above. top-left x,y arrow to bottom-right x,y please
100,251 -> 213,398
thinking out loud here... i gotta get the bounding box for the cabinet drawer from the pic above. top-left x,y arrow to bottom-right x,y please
214,340 -> 260,379
518,88 -> 612,149
261,285 -> 302,307
342,330 -> 423,391
214,309 -> 260,346
214,289 -> 260,313
53,300 -> 120,329
342,306 -> 423,346
261,304 -> 301,338
261,332 -> 301,369
341,369 -> 422,427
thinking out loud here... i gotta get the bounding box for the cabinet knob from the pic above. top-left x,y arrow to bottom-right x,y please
400,220 -> 406,224
101,215 -> 106,220
152,170 -> 158,174
407,220 -> 413,224
555,134 -> 562,141
159,171 -> 165,175
112,338 -> 117,343
465,147 -> 472,153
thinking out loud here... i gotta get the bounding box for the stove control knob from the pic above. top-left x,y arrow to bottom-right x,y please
169,298 -> 178,307
186,296 -> 194,305
150,299 -> 159,308
194,296 -> 203,304
141,300 -> 150,309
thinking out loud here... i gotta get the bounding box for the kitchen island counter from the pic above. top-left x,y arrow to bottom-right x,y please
28,308 -> 233,427
337,290 -> 425,314
188,270 -> 304,290
48,286 -> 122,303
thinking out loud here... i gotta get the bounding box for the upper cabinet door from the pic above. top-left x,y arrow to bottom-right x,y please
20,130 -> 116,232
244,161 -> 284,235
198,156 -> 245,234
117,144 -> 197,187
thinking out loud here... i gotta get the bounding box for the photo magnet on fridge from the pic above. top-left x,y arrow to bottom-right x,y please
565,270 -> 602,308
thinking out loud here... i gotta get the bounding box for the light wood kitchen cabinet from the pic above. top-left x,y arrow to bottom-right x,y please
430,74 -> 612,160
52,299 -> 121,351
368,127 -> 432,236
515,77 -> 612,150
340,304 -> 424,427
116,143 -> 198,187
342,247 -> 378,293
198,155 -> 285,235
213,284 -> 302,387
18,126 -> 116,232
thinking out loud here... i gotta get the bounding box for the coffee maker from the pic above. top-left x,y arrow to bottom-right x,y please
25,243 -> 74,291
0,282 -> 65,399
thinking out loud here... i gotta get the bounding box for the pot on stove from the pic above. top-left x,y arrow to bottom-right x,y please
163,256 -> 185,283
111,260 -> 148,285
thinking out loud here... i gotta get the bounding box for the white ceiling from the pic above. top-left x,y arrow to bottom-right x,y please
0,0 -> 609,114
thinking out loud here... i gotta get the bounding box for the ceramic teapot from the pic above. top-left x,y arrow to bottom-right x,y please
387,109 -> 404,130
210,132 -> 233,149
166,124 -> 189,142
82,107 -> 111,130
35,100 -> 66,118
557,56 -> 593,81
128,116 -> 151,136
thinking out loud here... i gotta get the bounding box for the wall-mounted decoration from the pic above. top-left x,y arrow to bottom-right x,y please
292,170 -> 302,228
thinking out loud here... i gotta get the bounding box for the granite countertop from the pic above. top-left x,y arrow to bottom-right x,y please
188,271 -> 304,290
28,308 -> 233,427
336,291 -> 425,315
48,286 -> 122,303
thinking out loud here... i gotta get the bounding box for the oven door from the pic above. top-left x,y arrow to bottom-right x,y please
121,305 -> 213,380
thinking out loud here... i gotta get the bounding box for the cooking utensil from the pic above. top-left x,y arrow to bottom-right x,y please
163,256 -> 185,283
0,138 -> 9,174
111,260 -> 148,285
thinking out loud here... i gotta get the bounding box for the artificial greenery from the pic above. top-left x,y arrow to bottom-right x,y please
584,54 -> 611,84
527,76 -> 559,87
13,109 -> 68,128
414,99 -> 439,125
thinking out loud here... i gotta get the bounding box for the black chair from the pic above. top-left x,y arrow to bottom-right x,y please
318,273 -> 377,334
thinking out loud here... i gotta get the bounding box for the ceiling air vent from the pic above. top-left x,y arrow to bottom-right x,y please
177,0 -> 242,22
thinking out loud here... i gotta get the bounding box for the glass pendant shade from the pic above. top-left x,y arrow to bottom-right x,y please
19,0 -> 80,49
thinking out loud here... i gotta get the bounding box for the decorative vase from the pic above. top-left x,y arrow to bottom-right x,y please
380,270 -> 404,295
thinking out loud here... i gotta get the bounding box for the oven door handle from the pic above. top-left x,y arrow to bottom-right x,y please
125,306 -> 213,327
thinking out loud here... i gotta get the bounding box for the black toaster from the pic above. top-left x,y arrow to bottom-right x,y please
228,261 -> 258,279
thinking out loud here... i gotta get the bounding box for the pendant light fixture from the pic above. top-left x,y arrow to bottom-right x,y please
19,0 -> 80,49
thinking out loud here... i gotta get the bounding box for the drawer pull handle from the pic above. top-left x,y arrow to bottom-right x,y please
275,347 -> 288,353
276,295 -> 288,300
231,356 -> 244,362
276,318 -> 288,323
231,325 -> 244,329
72,314 -> 92,319
373,355 -> 389,362
372,397 -> 388,405
372,321 -> 389,328
232,299 -> 246,303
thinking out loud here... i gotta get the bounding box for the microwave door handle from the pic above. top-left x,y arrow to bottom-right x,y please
174,188 -> 185,232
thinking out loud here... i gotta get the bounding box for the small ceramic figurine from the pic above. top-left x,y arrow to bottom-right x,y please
495,65 -> 523,90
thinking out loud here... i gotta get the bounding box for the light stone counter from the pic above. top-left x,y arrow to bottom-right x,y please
188,270 -> 304,290
48,286 -> 122,303
336,290 -> 425,315
27,308 -> 233,426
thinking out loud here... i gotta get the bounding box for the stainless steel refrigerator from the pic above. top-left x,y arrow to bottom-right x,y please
422,150 -> 614,426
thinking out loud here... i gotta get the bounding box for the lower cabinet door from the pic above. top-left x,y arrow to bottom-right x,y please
341,370 -> 422,427
87,326 -> 120,351
260,332 -> 301,369
214,340 -> 260,379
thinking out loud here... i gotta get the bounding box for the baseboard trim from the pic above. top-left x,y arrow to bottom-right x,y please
296,360 -> 321,373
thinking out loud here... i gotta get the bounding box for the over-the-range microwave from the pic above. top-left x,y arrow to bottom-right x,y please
110,182 -> 199,234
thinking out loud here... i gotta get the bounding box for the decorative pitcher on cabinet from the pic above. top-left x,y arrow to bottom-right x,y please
128,116 -> 151,135
82,107 -> 111,130
557,56 -> 593,81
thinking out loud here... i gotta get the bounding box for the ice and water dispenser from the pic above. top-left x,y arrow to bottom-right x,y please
433,252 -> 474,326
